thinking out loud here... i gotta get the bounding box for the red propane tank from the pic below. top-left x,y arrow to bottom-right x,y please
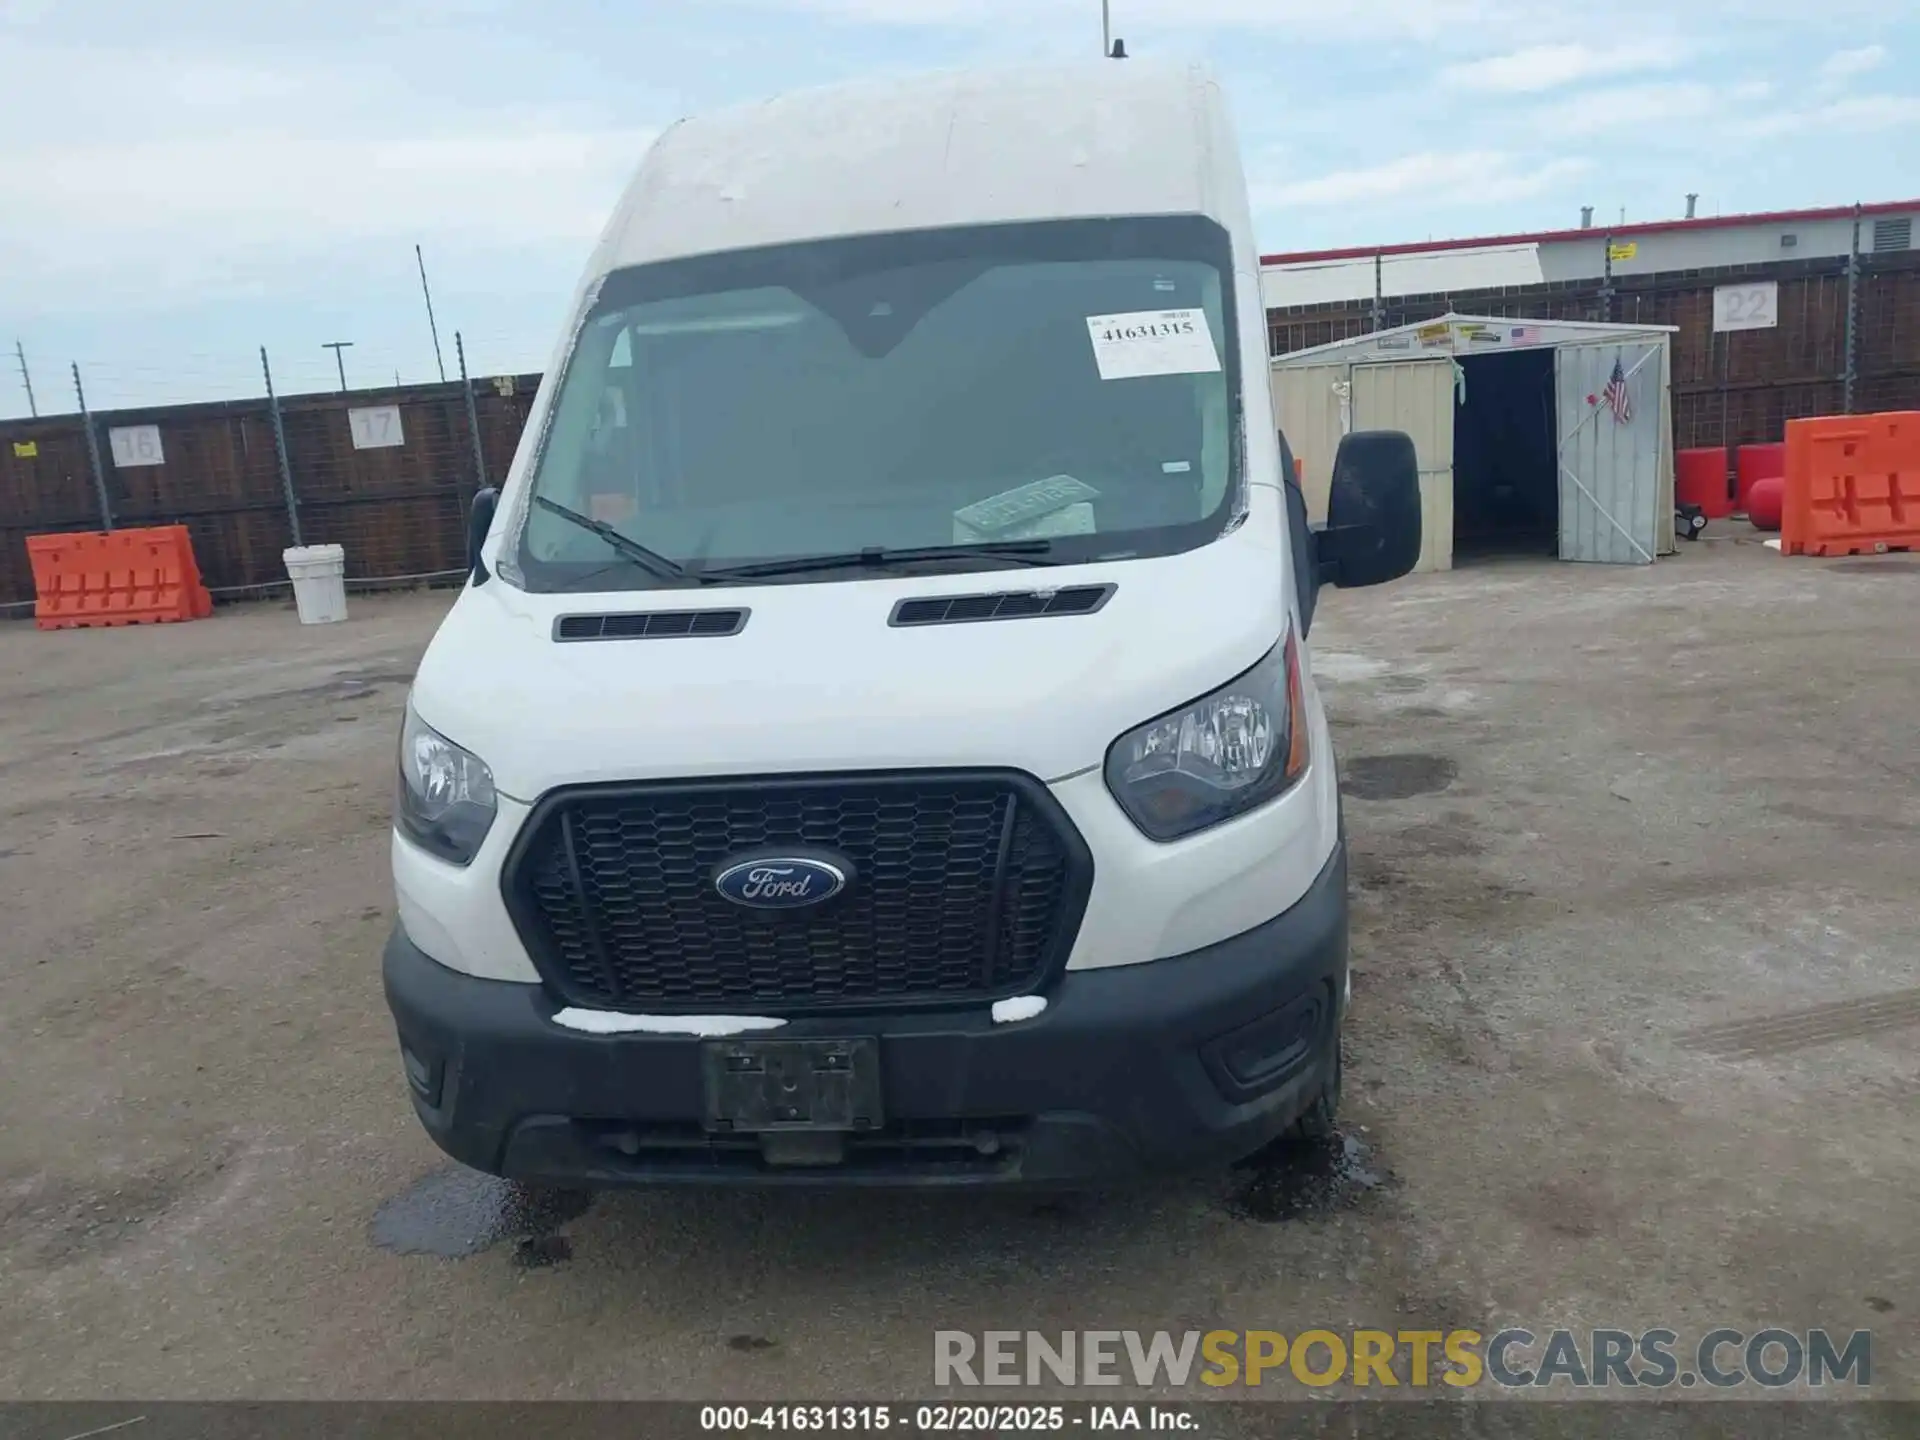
1747,474 -> 1785,532
1737,443 -> 1786,514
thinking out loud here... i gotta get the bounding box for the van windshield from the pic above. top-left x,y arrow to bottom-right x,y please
511,216 -> 1242,590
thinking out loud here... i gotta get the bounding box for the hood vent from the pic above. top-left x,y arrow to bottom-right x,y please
554,608 -> 749,642
889,584 -> 1115,628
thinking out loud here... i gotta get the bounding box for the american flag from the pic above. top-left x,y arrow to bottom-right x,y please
1601,356 -> 1633,424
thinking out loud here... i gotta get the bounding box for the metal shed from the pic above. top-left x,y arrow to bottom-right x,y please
1269,313 -> 1678,569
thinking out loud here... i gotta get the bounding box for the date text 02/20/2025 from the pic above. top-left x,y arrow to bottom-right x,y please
699,1405 -> 1196,1432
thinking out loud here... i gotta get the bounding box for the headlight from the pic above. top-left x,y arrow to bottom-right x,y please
1104,629 -> 1311,842
396,704 -> 497,866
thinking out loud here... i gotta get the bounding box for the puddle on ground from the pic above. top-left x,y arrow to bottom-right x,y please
512,1234 -> 574,1269
1341,754 -> 1458,801
370,1164 -> 592,1260
1224,1133 -> 1389,1224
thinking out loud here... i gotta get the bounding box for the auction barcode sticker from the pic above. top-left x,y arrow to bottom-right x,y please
1085,308 -> 1221,380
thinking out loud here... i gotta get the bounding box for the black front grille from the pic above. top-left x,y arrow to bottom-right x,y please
503,772 -> 1092,1013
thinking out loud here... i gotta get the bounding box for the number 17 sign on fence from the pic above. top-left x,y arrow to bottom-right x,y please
348,405 -> 406,450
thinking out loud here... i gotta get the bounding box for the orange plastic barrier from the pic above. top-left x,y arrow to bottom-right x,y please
1781,412 -> 1920,557
28,525 -> 214,630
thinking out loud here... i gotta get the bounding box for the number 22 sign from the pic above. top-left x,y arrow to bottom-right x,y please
1713,282 -> 1778,332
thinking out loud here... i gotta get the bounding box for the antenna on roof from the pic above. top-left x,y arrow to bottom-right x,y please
1685,193 -> 1699,219
1110,38 -> 1128,57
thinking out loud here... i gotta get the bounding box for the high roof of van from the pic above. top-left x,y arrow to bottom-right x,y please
591,60 -> 1241,275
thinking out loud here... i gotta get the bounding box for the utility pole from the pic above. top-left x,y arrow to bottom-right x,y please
416,244 -> 447,383
13,340 -> 35,417
322,340 -> 354,394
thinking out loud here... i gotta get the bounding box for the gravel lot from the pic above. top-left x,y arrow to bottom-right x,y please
2,536 -> 1915,1401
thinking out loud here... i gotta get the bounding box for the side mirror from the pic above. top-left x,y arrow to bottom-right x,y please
1320,431 -> 1421,588
467,486 -> 500,584
1277,429 -> 1318,635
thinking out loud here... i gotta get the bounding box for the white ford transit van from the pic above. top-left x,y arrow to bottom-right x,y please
383,59 -> 1421,1186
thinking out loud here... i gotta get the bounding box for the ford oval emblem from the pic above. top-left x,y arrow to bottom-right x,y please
713,855 -> 848,910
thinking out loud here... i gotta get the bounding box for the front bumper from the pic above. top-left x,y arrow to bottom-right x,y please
383,841 -> 1347,1189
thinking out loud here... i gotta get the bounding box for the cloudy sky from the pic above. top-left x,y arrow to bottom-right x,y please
1,0 -> 1914,414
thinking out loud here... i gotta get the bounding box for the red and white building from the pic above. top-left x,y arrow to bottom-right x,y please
1260,201 -> 1920,309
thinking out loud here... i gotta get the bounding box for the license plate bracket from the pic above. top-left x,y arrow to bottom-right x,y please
701,1038 -> 883,1133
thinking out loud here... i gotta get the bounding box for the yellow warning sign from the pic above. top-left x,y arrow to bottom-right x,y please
1608,242 -> 1638,262
10,440 -> 36,459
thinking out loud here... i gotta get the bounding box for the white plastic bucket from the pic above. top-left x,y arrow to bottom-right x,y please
283,544 -> 348,625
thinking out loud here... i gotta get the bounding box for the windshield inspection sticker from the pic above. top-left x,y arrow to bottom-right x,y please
1086,309 -> 1221,381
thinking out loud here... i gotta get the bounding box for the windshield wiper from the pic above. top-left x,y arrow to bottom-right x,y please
695,540 -> 1058,582
533,496 -> 697,584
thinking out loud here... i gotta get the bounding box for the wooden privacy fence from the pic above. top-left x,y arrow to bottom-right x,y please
0,373 -> 541,609
9,251 -> 1920,611
1267,251 -> 1920,454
